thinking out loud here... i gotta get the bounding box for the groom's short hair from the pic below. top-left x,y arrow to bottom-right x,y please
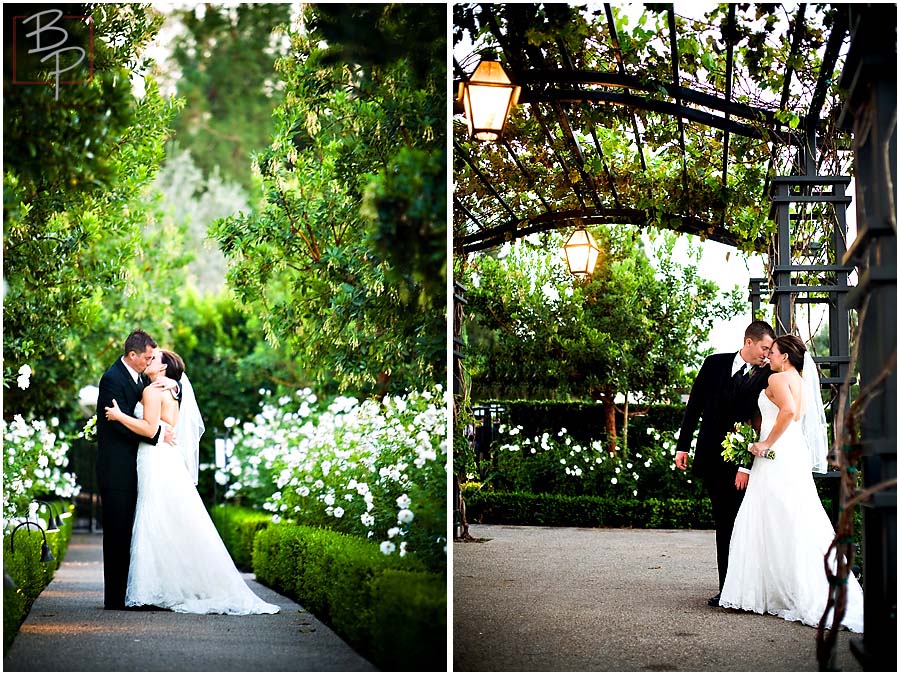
744,320 -> 775,342
123,329 -> 157,357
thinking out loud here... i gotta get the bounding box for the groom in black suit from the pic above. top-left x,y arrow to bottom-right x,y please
675,320 -> 775,607
96,329 -> 169,609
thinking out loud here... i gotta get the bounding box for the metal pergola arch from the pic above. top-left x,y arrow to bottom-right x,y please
452,2 -> 852,255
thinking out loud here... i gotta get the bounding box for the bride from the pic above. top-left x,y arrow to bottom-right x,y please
719,334 -> 863,631
105,348 -> 278,615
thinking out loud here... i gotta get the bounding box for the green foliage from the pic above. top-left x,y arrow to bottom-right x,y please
3,503 -> 74,650
168,290 -> 312,503
463,227 -> 744,403
165,3 -> 291,193
210,505 -> 273,571
219,387 -> 447,573
370,570 -> 448,672
453,4 -> 851,251
213,3 -> 446,397
252,523 -> 445,672
464,413 -> 705,503
461,488 -> 714,529
3,416 -> 80,525
3,3 -> 185,423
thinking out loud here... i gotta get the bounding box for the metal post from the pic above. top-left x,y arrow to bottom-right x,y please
838,5 -> 897,670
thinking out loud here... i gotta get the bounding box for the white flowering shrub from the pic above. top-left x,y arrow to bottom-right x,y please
3,414 -> 81,530
215,386 -> 447,572
482,422 -> 703,501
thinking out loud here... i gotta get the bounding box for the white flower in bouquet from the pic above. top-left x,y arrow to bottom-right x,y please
722,422 -> 775,465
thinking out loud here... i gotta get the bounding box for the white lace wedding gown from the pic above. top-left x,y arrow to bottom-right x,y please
719,391 -> 863,632
126,409 -> 279,614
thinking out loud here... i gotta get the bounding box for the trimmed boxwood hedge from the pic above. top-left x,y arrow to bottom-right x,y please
3,502 -> 75,650
211,504 -> 274,571
252,522 -> 446,672
462,488 -> 715,529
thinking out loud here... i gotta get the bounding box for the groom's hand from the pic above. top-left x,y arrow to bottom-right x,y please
734,471 -> 749,490
674,451 -> 689,470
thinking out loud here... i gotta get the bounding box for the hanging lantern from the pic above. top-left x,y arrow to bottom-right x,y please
563,226 -> 600,279
460,59 -> 521,142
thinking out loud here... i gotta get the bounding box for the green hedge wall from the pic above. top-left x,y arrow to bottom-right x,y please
252,522 -> 446,672
3,503 -> 75,650
211,505 -> 274,571
462,488 -> 715,529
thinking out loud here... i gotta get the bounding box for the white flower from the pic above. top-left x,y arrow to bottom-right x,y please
396,493 -> 411,509
380,541 -> 396,555
224,416 -> 237,428
388,526 -> 400,539
17,364 -> 32,390
333,507 -> 344,518
397,509 -> 414,524
297,486 -> 310,497
399,541 -> 408,557
611,477 -> 618,485
214,470 -> 229,486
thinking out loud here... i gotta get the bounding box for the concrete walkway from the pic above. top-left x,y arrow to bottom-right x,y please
3,533 -> 376,672
454,525 -> 864,672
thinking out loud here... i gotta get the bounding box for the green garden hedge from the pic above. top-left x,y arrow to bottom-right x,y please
252,522 -> 446,672
3,502 -> 74,650
211,504 -> 274,571
462,488 -> 715,529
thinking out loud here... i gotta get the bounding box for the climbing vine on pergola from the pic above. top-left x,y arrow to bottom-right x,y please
452,3 -> 853,256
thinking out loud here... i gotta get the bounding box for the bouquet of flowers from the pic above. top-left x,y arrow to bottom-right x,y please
79,415 -> 97,442
721,422 -> 775,466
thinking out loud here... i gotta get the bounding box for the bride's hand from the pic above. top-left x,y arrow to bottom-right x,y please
749,442 -> 770,457
104,398 -> 122,421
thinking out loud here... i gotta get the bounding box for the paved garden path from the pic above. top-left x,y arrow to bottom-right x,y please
3,533 -> 376,672
454,524 -> 865,672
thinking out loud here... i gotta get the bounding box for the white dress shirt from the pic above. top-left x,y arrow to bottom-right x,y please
121,357 -> 142,385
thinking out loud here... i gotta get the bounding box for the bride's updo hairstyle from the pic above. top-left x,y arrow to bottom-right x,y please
160,350 -> 185,383
773,334 -> 806,372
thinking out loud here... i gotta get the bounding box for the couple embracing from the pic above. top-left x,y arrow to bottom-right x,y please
676,320 -> 863,632
96,329 -> 278,614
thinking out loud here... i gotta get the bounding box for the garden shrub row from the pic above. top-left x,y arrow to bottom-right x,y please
252,521 -> 446,673
211,505 -> 274,571
462,488 -> 715,529
476,400 -> 686,446
3,502 -> 74,650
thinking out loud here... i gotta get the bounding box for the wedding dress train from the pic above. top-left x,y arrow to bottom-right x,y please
126,419 -> 278,614
719,391 -> 863,632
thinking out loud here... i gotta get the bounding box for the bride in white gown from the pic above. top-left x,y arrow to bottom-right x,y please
719,335 -> 862,632
105,349 -> 278,615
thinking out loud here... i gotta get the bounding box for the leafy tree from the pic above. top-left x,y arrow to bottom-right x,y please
213,3 -> 446,397
164,3 -> 292,193
462,227 -> 745,452
3,3 -> 184,421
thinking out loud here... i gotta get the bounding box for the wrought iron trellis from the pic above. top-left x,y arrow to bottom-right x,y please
453,3 -> 852,255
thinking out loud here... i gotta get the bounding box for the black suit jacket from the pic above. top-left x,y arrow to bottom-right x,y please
676,352 -> 771,479
96,359 -> 160,492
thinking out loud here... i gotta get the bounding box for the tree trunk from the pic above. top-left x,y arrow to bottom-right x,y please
455,474 -> 472,541
602,387 -> 618,454
622,393 -> 629,454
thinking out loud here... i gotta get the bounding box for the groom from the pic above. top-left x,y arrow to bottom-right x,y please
675,320 -> 775,607
96,329 -> 174,609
